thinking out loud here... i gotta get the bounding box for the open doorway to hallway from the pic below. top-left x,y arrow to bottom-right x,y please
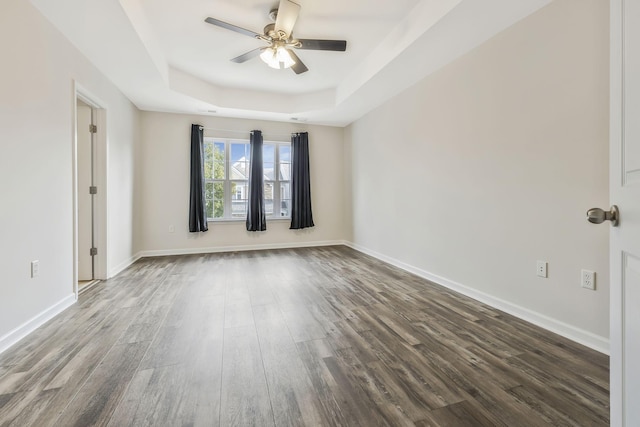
76,98 -> 99,294
74,87 -> 107,296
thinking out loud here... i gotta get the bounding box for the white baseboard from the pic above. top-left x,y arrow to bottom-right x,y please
0,294 -> 76,356
345,242 -> 609,355
108,252 -> 143,278
138,240 -> 347,258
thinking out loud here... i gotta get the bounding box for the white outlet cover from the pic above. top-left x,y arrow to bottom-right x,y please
536,261 -> 548,278
31,260 -> 40,278
581,269 -> 596,290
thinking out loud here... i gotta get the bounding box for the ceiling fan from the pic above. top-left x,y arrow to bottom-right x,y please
204,0 -> 347,74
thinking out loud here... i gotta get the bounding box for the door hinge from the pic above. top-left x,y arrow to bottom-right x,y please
89,186 -> 98,195
90,247 -> 98,256
89,124 -> 97,134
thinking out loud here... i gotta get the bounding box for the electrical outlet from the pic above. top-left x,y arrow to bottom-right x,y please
536,261 -> 548,278
31,260 -> 40,278
581,269 -> 596,290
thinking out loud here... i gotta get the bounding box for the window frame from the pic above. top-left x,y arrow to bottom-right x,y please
203,137 -> 291,222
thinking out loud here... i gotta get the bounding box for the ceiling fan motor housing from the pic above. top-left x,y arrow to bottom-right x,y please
263,23 -> 277,38
263,23 -> 290,41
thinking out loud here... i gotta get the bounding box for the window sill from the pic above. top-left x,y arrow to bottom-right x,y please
207,217 -> 291,224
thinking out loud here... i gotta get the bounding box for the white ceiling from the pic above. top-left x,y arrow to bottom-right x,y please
30,0 -> 551,126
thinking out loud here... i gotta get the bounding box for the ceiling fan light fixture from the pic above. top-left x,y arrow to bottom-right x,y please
260,48 -> 279,69
260,46 -> 296,70
277,47 -> 296,68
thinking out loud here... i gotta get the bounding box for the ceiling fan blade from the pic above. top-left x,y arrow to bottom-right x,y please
231,47 -> 264,63
296,39 -> 347,51
274,0 -> 300,38
204,17 -> 261,39
288,50 -> 308,74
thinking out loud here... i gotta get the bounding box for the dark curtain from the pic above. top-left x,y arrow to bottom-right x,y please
189,124 -> 208,232
290,132 -> 314,229
246,130 -> 266,231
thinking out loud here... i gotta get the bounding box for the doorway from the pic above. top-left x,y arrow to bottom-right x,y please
74,86 -> 107,296
76,98 -> 99,293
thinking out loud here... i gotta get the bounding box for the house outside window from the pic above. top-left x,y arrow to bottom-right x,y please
204,137 -> 290,221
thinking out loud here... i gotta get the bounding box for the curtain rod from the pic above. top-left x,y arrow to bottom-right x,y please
199,127 -> 305,138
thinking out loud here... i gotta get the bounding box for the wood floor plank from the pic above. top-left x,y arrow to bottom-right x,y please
223,297 -> 255,329
259,355 -> 310,426
0,304 -> 142,426
364,360 -> 433,421
506,352 -> 609,424
507,384 -> 599,427
329,320 -> 378,364
220,326 -> 274,427
280,304 -> 327,343
254,304 -> 325,426
296,340 -> 385,427
3,389 -> 58,427
118,364 -> 195,426
415,400 -> 497,427
105,368 -> 155,427
356,329 -> 467,410
328,348 -> 414,427
53,341 -> 150,427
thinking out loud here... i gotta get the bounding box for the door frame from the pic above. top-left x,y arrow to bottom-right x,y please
73,81 -> 108,297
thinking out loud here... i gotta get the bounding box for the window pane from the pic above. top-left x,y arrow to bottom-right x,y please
263,143 -> 275,180
264,162 -> 275,180
231,181 -> 248,218
230,144 -> 249,179
230,143 -> 250,163
279,145 -> 291,162
214,142 -> 225,179
231,181 -> 248,200
280,199 -> 290,217
280,182 -> 290,201
280,182 -> 290,217
231,200 -> 247,218
205,182 -> 214,219
213,182 -> 224,218
264,182 -> 274,217
263,144 -> 275,163
279,162 -> 291,181
231,161 -> 250,179
206,200 -> 213,219
205,182 -> 213,200
279,145 -> 291,180
204,142 -> 214,180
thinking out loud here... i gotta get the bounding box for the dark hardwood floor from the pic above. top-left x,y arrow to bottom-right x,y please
0,246 -> 609,426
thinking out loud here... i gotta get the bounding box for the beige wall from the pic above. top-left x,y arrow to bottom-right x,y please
137,112 -> 346,254
0,0 -> 140,345
345,0 -> 610,349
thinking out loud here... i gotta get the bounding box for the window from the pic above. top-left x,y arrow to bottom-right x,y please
204,138 -> 290,221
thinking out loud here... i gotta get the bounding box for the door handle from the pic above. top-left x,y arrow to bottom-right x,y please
586,205 -> 619,227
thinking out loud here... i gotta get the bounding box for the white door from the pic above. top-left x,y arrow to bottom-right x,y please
610,1 -> 640,425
